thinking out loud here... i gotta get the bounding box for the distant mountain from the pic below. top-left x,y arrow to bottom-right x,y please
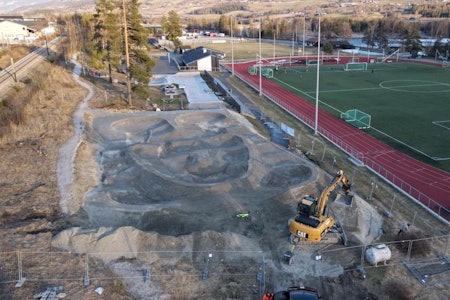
0,0 -> 96,14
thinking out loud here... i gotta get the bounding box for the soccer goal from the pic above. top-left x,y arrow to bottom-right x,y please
341,109 -> 371,129
306,59 -> 321,65
248,66 -> 258,75
262,68 -> 274,78
344,62 -> 368,71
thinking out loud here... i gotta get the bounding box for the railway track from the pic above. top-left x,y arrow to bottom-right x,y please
0,38 -> 60,97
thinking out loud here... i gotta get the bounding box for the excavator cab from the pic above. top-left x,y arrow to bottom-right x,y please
289,170 -> 351,243
297,196 -> 317,217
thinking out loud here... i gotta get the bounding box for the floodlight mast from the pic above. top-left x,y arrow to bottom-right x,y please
302,16 -> 305,56
259,18 -> 262,96
231,17 -> 234,76
314,17 -> 321,135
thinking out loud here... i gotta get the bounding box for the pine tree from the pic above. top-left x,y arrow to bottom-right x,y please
124,0 -> 155,93
162,10 -> 183,48
92,0 -> 122,81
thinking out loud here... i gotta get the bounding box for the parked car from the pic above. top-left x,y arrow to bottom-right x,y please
270,286 -> 321,300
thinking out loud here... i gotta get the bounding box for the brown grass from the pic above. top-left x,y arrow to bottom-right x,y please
0,55 -> 135,299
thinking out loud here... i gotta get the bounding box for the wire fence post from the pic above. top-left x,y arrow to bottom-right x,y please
389,195 -> 397,217
444,235 -> 450,257
412,211 -> 418,226
321,145 -> 327,161
407,240 -> 413,262
360,245 -> 366,265
15,250 -> 26,288
83,253 -> 90,286
351,167 -> 357,186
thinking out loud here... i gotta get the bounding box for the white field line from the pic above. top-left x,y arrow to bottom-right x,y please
271,76 -> 450,161
433,120 -> 450,130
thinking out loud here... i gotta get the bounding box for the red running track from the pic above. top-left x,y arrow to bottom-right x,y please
226,59 -> 450,220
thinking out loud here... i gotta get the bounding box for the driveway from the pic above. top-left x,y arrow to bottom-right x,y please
150,54 -> 221,105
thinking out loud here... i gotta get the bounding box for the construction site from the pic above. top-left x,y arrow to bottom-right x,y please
51,60 -> 450,298
51,99 -> 385,298
1,52 -> 449,299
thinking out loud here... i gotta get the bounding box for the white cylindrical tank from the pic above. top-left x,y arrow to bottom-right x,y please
365,244 -> 391,266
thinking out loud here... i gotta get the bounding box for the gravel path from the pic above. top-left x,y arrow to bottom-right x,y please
57,57 -> 93,214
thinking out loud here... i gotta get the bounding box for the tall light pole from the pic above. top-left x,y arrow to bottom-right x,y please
122,0 -> 132,106
231,16 -> 234,76
291,30 -> 294,65
259,17 -> 262,96
314,17 -> 321,135
273,32 -> 276,60
302,17 -> 306,56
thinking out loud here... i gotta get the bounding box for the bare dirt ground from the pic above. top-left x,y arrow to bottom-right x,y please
51,100 -> 386,299
1,49 -> 449,300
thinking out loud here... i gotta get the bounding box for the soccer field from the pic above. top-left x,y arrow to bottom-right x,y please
270,61 -> 450,171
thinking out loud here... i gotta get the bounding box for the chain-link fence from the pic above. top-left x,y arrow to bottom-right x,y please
0,250 -> 266,299
319,235 -> 450,285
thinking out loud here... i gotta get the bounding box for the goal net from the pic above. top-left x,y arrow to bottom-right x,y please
344,62 -> 368,71
306,59 -> 321,65
262,68 -> 273,78
340,109 -> 371,129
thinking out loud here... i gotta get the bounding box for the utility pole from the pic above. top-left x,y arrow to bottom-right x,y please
44,34 -> 49,57
122,0 -> 132,106
10,57 -> 17,82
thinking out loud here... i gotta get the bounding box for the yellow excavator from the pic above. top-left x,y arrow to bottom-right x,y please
289,169 -> 352,243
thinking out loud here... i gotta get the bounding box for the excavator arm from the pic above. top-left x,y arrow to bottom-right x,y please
315,170 -> 351,217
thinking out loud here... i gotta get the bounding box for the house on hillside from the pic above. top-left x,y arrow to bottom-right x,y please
178,46 -> 225,71
0,18 -> 49,44
0,20 -> 33,43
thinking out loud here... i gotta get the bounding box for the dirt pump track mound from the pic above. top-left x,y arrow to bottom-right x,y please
79,109 -> 315,233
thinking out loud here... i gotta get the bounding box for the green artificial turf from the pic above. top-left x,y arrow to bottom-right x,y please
270,61 -> 450,171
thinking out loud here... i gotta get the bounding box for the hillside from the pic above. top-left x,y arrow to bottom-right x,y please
4,0 -> 416,20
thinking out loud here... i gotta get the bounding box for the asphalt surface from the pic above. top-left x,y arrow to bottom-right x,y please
150,53 -> 289,148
